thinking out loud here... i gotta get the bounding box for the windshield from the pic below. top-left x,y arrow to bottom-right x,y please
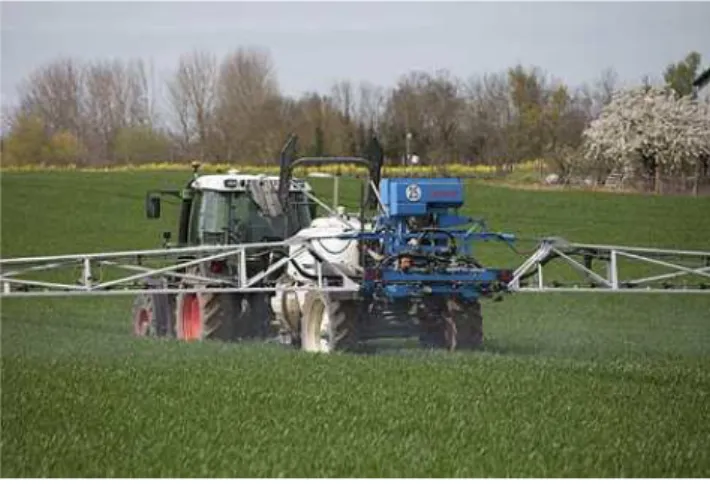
190,189 -> 313,244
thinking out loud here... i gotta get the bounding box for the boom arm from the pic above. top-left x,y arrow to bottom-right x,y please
2,237 -> 708,297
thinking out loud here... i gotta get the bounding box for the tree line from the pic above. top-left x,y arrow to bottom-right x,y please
1,48 -> 707,178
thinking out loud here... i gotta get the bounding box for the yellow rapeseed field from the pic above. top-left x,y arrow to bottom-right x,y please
0,159 -> 545,177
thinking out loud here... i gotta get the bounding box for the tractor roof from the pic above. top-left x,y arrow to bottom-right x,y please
191,173 -> 312,193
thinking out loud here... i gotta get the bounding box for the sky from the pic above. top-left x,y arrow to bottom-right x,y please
2,0 -> 710,122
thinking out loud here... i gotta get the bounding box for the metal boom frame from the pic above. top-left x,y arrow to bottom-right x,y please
2,235 -> 709,297
0,235 -> 363,298
509,238 -> 710,294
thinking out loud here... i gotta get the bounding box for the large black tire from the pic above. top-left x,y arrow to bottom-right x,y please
417,299 -> 447,349
174,265 -> 267,342
445,297 -> 483,350
418,297 -> 483,350
132,292 -> 175,338
299,291 -> 361,353
175,291 -> 247,341
244,293 -> 275,340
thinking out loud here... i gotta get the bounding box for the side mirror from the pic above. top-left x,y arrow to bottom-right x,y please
146,194 -> 161,219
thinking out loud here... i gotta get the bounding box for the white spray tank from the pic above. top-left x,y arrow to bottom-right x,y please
286,206 -> 363,283
270,206 -> 365,337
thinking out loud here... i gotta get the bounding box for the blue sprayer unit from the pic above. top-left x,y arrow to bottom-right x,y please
359,177 -> 516,301
275,136 -> 520,351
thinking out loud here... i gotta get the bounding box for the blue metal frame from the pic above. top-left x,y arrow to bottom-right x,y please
341,177 -> 517,301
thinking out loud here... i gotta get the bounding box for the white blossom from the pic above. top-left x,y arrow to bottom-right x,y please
581,86 -> 710,178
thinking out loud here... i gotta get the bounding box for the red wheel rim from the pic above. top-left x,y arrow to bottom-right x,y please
135,308 -> 150,336
180,294 -> 201,341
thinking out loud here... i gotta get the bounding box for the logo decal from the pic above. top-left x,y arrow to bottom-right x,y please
405,184 -> 422,202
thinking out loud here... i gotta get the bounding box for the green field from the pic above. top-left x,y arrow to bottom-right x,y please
1,171 -> 710,477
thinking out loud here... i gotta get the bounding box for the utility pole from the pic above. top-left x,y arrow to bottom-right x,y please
405,132 -> 412,165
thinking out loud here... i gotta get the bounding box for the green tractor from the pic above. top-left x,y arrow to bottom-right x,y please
132,159 -> 317,343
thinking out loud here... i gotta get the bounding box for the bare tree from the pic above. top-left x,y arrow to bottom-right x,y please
214,47 -> 281,162
381,70 -> 470,163
591,67 -> 619,117
425,70 -> 465,163
125,59 -> 152,127
356,81 -> 386,133
459,71 -> 514,165
331,80 -> 354,122
16,58 -> 83,136
330,80 -> 356,153
82,58 -> 152,162
166,50 -> 218,159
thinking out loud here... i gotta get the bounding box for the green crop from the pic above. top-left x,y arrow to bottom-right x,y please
1,171 -> 709,477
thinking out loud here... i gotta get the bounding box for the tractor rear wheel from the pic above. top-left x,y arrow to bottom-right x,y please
174,265 -> 266,342
300,291 -> 361,353
132,292 -> 174,338
418,297 -> 483,350
175,291 -> 248,341
444,297 -> 483,350
418,299 -> 447,349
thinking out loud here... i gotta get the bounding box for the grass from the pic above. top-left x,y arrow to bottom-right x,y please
1,170 -> 710,477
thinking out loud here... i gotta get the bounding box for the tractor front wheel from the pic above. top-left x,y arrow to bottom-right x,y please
299,291 -> 361,353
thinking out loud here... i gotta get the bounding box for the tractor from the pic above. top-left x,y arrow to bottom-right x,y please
133,164 -> 317,342
133,135 -> 385,346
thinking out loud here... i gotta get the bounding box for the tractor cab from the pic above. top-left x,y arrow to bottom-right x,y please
184,173 -> 315,246
145,169 -> 316,247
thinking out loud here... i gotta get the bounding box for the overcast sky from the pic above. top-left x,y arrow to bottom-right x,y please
2,1 -> 709,119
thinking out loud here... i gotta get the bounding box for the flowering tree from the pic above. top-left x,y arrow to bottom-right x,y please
581,85 -> 710,191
